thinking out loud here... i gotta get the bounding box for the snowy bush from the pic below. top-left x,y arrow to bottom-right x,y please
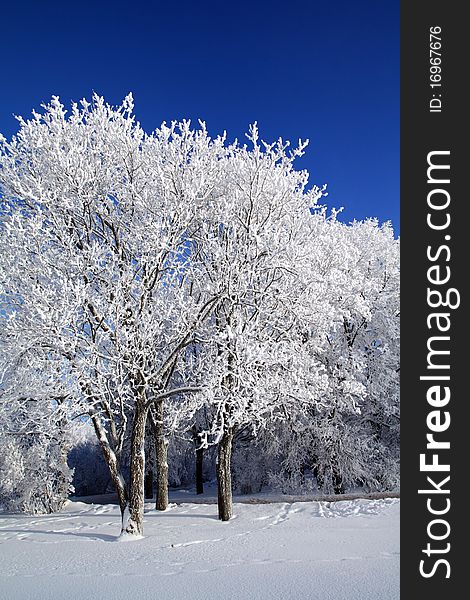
0,386 -> 75,514
0,433 -> 73,514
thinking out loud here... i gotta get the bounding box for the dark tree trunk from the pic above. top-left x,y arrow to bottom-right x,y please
90,411 -> 128,523
196,446 -> 204,495
123,404 -> 148,536
144,419 -> 155,500
314,465 -> 325,491
217,428 -> 234,521
332,460 -> 345,495
144,471 -> 153,499
153,401 -> 169,511
192,426 -> 204,495
155,435 -> 169,511
312,454 -> 325,491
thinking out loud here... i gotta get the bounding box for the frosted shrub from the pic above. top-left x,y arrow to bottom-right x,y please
0,435 -> 73,514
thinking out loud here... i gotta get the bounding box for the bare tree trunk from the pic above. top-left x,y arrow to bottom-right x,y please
155,435 -> 169,511
332,459 -> 345,495
314,464 -> 325,491
90,411 -> 128,522
144,471 -> 153,499
123,403 -> 148,536
217,428 -> 234,521
192,426 -> 204,495
153,401 -> 169,511
196,446 -> 204,495
144,419 -> 155,499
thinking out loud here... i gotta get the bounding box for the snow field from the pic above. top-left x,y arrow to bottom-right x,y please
0,497 -> 399,600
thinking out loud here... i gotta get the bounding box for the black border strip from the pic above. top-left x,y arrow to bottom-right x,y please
401,2 -> 466,595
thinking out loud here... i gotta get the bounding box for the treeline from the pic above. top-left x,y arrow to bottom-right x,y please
0,95 -> 399,535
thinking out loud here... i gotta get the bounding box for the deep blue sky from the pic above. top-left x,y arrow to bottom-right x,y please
1,1 -> 399,232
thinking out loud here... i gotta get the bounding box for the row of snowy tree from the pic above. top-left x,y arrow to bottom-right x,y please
0,95 -> 399,536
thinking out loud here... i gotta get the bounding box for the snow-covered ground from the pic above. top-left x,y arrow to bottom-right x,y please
0,496 -> 399,600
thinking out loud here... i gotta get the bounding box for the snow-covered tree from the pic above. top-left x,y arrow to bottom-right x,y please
0,93 -> 400,536
189,126 -> 337,520
266,218 -> 400,494
0,95 -> 226,535
0,364 -> 74,514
